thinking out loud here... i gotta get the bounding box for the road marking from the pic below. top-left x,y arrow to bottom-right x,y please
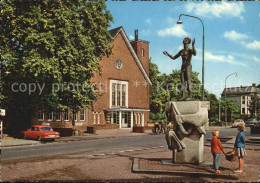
125,150 -> 134,152
135,149 -> 143,151
106,152 -> 117,155
94,154 -> 106,156
85,146 -> 166,158
87,155 -> 95,158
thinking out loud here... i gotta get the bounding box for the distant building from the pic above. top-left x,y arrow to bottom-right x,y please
221,83 -> 260,116
33,27 -> 151,130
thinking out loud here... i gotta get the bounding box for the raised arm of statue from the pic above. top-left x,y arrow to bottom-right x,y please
192,39 -> 196,56
163,50 -> 181,60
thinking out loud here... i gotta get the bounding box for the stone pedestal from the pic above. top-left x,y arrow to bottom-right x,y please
173,130 -> 204,164
165,101 -> 210,164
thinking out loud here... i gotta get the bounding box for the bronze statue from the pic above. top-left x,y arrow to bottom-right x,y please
163,37 -> 196,101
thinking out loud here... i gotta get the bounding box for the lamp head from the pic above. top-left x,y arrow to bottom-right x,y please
235,72 -> 238,77
177,20 -> 183,24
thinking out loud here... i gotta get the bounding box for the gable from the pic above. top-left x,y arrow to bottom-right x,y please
109,27 -> 152,86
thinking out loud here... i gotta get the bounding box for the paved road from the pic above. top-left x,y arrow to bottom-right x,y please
2,135 -> 167,161
2,127 -> 256,161
205,127 -> 252,138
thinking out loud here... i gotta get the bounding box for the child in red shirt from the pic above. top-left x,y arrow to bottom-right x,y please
211,130 -> 225,174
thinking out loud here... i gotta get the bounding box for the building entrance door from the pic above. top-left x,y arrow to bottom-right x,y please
121,112 -> 128,128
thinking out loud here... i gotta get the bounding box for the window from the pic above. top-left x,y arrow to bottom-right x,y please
117,84 -> 121,106
115,60 -> 122,69
38,112 -> 44,121
141,48 -> 144,57
242,96 -> 245,104
110,112 -> 117,124
93,112 -> 101,124
242,108 -> 245,114
97,112 -> 101,124
73,112 -> 78,122
93,112 -> 96,124
64,108 -> 70,121
47,112 -> 53,121
110,80 -> 128,108
122,84 -> 126,107
112,83 -> 116,106
80,110 -> 85,121
56,112 -> 61,121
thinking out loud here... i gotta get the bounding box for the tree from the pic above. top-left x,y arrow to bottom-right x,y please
149,61 -> 170,121
0,0 -> 113,134
220,99 -> 240,122
248,94 -> 260,118
206,93 -> 219,122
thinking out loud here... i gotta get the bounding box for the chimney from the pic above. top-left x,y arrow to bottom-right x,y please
130,29 -> 150,76
252,83 -> 256,87
135,29 -> 138,41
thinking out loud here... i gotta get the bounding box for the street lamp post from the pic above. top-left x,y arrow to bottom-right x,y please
225,72 -> 237,127
177,14 -> 205,101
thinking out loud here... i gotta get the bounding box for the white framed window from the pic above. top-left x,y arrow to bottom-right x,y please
93,112 -> 96,124
98,112 -> 101,124
93,112 -> 101,124
64,108 -> 70,121
242,108 -> 245,114
47,112 -> 53,121
110,112 -> 117,124
80,110 -> 85,121
38,112 -> 44,121
122,84 -> 126,107
115,60 -> 122,69
110,80 -> 128,108
112,83 -> 116,106
56,112 -> 61,121
117,83 -> 121,106
242,96 -> 245,104
141,48 -> 144,57
73,112 -> 78,122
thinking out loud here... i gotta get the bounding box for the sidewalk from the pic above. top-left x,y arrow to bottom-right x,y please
2,145 -> 259,182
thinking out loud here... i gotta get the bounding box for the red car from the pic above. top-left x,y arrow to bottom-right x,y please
21,125 -> 60,141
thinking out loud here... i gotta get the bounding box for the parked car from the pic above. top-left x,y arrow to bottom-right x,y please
232,119 -> 245,128
245,119 -> 259,127
21,125 -> 60,141
254,120 -> 260,127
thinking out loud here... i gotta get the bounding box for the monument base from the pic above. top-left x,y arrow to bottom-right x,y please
165,101 -> 210,164
173,130 -> 204,164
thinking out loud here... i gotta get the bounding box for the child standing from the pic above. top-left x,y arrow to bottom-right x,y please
211,130 -> 225,174
233,123 -> 246,173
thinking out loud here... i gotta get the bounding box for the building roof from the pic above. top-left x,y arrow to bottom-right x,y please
109,26 -> 122,38
221,85 -> 260,96
108,27 -> 152,86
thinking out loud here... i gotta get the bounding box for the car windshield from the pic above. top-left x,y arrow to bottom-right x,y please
40,127 -> 52,131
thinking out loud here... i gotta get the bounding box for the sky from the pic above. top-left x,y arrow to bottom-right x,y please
105,1 -> 260,98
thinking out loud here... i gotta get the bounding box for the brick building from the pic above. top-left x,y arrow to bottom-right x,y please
35,27 -> 151,131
